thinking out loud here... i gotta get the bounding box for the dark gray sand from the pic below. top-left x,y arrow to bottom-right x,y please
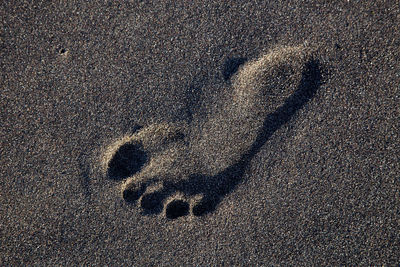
1,1 -> 399,265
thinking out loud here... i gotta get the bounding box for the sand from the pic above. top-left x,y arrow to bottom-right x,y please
1,1 -> 399,265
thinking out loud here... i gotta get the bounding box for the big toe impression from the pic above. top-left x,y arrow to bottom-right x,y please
107,142 -> 148,180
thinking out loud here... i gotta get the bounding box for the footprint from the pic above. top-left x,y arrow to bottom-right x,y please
103,45 -> 322,219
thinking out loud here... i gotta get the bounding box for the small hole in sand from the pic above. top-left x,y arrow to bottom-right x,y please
166,200 -> 189,219
107,143 -> 147,180
59,48 -> 67,55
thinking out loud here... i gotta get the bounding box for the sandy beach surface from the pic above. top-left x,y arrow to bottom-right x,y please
1,1 -> 399,265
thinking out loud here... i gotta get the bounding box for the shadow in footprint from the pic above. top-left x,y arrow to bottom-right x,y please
222,57 -> 247,81
107,143 -> 148,181
165,199 -> 190,219
141,59 -> 323,217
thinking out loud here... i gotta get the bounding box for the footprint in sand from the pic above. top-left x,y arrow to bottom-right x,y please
102,45 -> 322,219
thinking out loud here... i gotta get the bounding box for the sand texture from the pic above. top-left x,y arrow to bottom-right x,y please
1,1 -> 399,265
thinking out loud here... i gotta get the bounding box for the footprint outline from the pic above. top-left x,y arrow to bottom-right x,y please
103,45 -> 323,219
